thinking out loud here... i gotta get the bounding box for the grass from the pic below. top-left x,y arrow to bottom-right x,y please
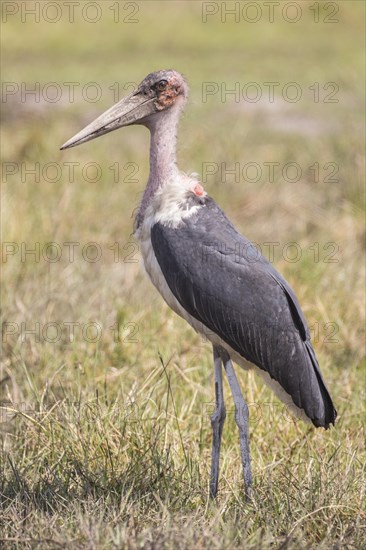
1,1 -> 365,548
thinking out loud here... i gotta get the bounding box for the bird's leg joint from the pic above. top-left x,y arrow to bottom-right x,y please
234,400 -> 249,428
211,400 -> 226,428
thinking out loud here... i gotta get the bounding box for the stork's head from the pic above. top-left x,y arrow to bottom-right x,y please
138,69 -> 188,111
60,69 -> 188,149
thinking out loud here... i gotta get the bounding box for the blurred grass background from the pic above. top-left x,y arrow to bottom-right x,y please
1,1 -> 365,548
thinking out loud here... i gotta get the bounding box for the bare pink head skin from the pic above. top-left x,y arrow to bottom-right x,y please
139,69 -> 189,117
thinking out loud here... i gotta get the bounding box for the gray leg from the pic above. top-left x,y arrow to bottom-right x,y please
220,349 -> 252,498
210,346 -> 226,499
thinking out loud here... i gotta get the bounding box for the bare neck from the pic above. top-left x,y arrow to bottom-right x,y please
149,109 -> 180,183
137,107 -> 181,227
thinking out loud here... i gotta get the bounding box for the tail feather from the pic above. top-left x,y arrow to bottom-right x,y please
305,341 -> 337,429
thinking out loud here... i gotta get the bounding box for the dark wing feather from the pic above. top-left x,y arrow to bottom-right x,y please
151,196 -> 336,428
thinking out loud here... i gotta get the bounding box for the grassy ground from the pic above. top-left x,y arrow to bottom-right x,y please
1,1 -> 365,548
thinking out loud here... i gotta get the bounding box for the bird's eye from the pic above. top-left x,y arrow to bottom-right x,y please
156,80 -> 168,91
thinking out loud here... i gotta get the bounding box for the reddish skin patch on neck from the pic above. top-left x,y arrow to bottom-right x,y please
193,183 -> 205,196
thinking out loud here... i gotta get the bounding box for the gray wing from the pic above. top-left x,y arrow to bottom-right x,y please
151,196 -> 336,428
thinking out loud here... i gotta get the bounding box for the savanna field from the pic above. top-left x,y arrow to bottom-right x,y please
1,1 -> 365,548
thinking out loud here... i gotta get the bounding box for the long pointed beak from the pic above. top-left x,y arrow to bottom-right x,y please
60,90 -> 155,150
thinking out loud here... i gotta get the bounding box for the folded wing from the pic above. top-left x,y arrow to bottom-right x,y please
151,196 -> 337,428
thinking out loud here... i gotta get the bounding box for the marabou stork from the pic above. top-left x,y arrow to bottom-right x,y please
61,69 -> 337,498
